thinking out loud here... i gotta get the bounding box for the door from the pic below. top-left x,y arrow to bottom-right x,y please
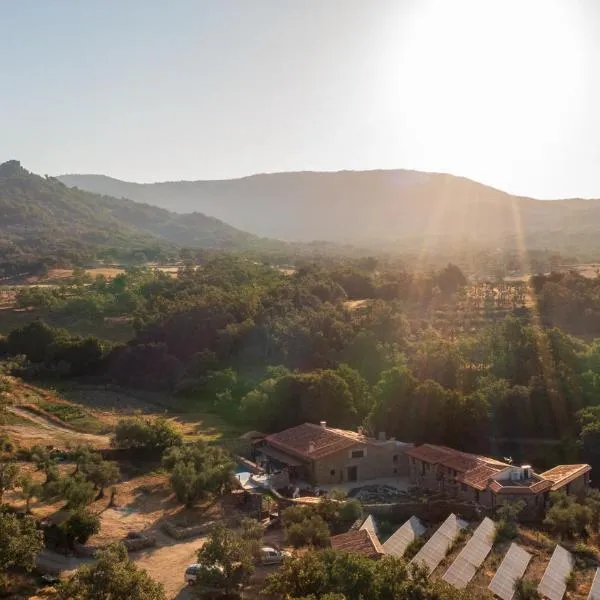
347,466 -> 358,482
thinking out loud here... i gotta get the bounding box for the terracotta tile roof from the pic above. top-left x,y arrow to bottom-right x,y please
488,478 -> 553,495
330,529 -> 384,559
405,444 -> 457,465
457,463 -> 507,491
406,444 -> 508,474
265,423 -> 366,460
541,464 -> 591,491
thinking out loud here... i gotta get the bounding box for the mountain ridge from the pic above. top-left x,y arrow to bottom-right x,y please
58,169 -> 600,248
0,160 -> 265,267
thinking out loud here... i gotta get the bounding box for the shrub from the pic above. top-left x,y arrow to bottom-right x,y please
495,501 -> 525,542
572,542 -> 600,566
61,509 -> 101,545
61,474 -> 96,509
544,492 -> 591,539
514,579 -> 541,600
112,416 -> 182,450
403,537 -> 425,561
57,543 -> 165,600
285,515 -> 330,549
162,442 -> 235,507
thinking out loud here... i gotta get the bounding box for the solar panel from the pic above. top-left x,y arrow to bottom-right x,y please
537,545 -> 574,600
588,567 -> 600,600
382,516 -> 426,557
409,513 -> 468,575
488,543 -> 532,600
359,515 -> 379,541
442,517 -> 495,589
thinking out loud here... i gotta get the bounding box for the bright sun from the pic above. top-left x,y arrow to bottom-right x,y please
377,0 -> 588,181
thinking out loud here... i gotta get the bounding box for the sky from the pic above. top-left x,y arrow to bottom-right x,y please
1,0 -> 599,198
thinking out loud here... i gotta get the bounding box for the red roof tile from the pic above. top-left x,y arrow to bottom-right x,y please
488,478 -> 553,495
406,444 -> 508,473
541,464 -> 591,491
330,529 -> 384,559
405,444 -> 456,465
457,463 -> 507,491
265,423 -> 366,460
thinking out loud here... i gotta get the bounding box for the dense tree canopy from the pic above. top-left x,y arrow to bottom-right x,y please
4,256 -> 600,469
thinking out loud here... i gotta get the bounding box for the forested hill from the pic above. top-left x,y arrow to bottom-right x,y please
59,169 -> 600,252
0,160 -> 261,268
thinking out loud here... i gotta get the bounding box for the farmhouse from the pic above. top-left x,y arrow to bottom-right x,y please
255,421 -> 412,486
406,444 -> 591,509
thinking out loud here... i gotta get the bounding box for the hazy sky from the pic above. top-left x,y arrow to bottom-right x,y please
2,0 -> 599,198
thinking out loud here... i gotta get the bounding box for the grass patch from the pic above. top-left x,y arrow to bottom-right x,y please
36,400 -> 112,434
2,411 -> 32,426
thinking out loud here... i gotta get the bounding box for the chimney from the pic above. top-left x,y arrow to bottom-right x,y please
308,441 -> 316,453
378,432 -> 386,441
521,465 -> 532,480
320,421 -> 327,429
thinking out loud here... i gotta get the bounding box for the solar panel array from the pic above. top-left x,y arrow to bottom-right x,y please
537,545 -> 574,600
359,515 -> 379,540
409,513 -> 468,574
488,543 -> 532,600
442,517 -> 495,589
382,516 -> 426,557
588,568 -> 600,600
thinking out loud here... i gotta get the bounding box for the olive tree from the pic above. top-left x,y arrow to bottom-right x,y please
57,543 -> 166,600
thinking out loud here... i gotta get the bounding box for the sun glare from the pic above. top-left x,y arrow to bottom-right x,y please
380,0 -> 588,178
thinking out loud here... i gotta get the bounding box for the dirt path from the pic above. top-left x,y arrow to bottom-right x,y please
5,406 -> 110,447
35,532 -> 205,600
132,531 -> 205,599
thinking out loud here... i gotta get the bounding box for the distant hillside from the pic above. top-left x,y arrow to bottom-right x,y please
0,160 -> 260,268
58,170 -> 600,254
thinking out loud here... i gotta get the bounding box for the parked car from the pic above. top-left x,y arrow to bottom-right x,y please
184,563 -> 223,586
259,546 -> 290,565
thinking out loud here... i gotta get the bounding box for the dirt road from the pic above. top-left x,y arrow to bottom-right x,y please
35,533 -> 205,600
4,406 -> 110,447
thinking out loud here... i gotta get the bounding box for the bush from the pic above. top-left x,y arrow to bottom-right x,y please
61,474 -> 96,509
61,509 -> 101,545
514,579 -> 541,600
162,442 -> 235,507
572,542 -> 600,566
57,542 -> 165,600
495,501 -> 525,542
285,515 -> 330,549
316,493 -> 362,534
403,537 -> 425,561
544,492 -> 591,539
112,416 -> 182,450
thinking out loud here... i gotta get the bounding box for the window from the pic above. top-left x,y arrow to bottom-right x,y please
411,457 -> 416,466
351,449 -> 365,459
475,491 -> 480,503
461,484 -> 467,492
330,469 -> 335,476
393,454 -> 398,464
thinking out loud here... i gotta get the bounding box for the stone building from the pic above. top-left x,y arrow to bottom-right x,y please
406,443 -> 591,509
256,421 -> 412,486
